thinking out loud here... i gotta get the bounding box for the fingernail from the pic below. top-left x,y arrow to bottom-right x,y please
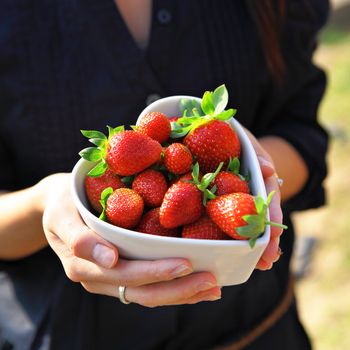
171,264 -> 193,278
197,281 -> 217,292
92,244 -> 115,268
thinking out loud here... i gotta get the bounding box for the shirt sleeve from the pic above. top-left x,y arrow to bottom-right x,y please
254,0 -> 330,212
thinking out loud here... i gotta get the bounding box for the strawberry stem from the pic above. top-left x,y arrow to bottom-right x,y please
265,221 -> 288,229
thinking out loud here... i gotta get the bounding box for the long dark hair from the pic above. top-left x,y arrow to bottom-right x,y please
248,0 -> 286,82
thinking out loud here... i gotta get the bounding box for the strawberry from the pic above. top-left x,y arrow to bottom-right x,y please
100,187 -> 144,229
213,157 -> 249,195
159,162 -> 223,228
182,215 -> 230,240
79,126 -> 162,177
135,112 -> 171,143
132,169 -> 168,207
206,192 -> 287,247
85,169 -> 125,213
164,143 -> 193,175
136,208 -> 180,237
212,171 -> 249,196
183,120 -> 240,173
170,85 -> 240,173
159,182 -> 203,228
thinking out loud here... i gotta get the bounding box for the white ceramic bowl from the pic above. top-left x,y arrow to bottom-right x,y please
71,95 -> 270,286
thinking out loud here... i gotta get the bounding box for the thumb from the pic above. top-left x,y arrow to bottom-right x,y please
43,204 -> 119,268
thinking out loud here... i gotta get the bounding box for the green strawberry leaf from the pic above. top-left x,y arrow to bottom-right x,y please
266,191 -> 275,207
197,162 -> 223,191
213,84 -> 229,114
99,187 -> 114,221
170,125 -> 193,138
87,160 -> 108,177
180,99 -> 203,117
81,130 -> 107,140
248,237 -> 258,248
192,108 -> 201,117
254,195 -> 266,216
89,138 -> 107,147
201,91 -> 215,115
192,163 -> 200,183
214,109 -> 236,121
235,218 -> 264,238
79,147 -> 103,162
228,157 -> 240,174
202,189 -> 216,206
107,125 -> 124,139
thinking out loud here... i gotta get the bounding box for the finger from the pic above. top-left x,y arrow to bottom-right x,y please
81,272 -> 220,307
255,257 -> 273,271
128,272 -> 218,307
265,175 -> 284,239
43,200 -> 119,268
257,236 -> 281,269
51,244 -> 194,287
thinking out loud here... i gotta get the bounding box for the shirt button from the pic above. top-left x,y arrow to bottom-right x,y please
146,93 -> 161,106
156,9 -> 172,25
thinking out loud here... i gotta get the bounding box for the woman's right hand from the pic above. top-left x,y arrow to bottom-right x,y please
40,173 -> 221,307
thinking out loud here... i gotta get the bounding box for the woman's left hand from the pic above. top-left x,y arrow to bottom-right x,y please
244,129 -> 285,270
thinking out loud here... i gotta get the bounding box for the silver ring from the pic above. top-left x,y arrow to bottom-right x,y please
277,177 -> 284,187
118,285 -> 130,304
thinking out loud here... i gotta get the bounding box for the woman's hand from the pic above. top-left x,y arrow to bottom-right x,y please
41,173 -> 221,307
244,130 -> 285,270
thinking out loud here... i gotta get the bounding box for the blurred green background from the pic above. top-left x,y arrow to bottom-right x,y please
292,1 -> 350,349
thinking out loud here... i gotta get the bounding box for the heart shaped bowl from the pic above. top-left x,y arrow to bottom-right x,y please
71,95 -> 270,286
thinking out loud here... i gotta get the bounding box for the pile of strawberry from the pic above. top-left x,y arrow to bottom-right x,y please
80,85 -> 284,248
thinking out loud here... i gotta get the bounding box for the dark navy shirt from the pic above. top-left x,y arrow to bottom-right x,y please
0,1 -> 329,349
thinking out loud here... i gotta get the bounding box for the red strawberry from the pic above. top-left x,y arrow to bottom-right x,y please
136,208 -> 180,237
182,215 -> 230,240
206,192 -> 287,247
106,131 -> 162,176
184,120 -> 240,173
100,188 -> 144,229
79,127 -> 162,177
212,171 -> 249,196
159,181 -> 203,228
164,143 -> 193,175
85,169 -> 125,213
132,169 -> 168,207
170,85 -> 240,173
136,112 -> 171,143
159,162 -> 223,228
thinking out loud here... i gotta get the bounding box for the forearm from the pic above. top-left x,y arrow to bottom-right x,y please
0,185 -> 48,260
258,136 -> 309,202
